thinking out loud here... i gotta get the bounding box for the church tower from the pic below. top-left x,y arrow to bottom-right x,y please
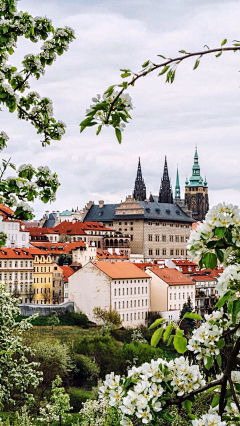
175,166 -> 181,200
158,156 -> 173,203
185,147 -> 209,221
133,157 -> 146,201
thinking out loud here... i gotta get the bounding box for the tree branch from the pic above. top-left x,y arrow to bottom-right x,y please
105,45 -> 240,124
228,376 -> 240,413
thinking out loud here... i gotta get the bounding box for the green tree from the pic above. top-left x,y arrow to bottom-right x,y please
58,254 -> 72,266
93,307 -> 122,328
179,296 -> 196,334
0,283 -> 42,410
0,0 -> 75,233
47,311 -> 60,330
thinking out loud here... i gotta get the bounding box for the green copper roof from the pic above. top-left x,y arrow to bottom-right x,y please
60,210 -> 72,216
175,167 -> 180,199
186,147 -> 207,187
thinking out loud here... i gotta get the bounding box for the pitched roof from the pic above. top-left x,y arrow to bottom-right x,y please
150,267 -> 194,286
30,241 -> 86,254
91,261 -> 150,279
0,247 -> 49,259
134,262 -> 155,270
191,275 -> 217,282
0,204 -> 14,217
171,259 -> 198,267
84,201 -> 194,223
96,249 -> 128,260
60,265 -> 75,282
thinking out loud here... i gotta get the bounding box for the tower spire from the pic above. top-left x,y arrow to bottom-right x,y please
175,165 -> 180,199
158,156 -> 173,204
133,157 -> 146,201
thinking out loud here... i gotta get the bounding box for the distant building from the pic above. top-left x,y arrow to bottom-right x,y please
68,261 -> 151,327
0,204 -> 30,248
133,157 -> 146,201
191,275 -> 218,316
158,157 -> 173,204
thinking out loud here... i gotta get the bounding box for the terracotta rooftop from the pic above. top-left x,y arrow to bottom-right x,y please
96,249 -> 128,260
60,265 -> 75,282
0,247 -> 49,259
171,259 -> 198,267
191,275 -> 217,282
150,267 -> 194,286
30,241 -> 86,254
91,261 -> 150,279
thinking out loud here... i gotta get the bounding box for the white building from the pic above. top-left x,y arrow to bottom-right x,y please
146,267 -> 195,322
72,244 -> 96,266
68,261 -> 151,327
2,220 -> 30,248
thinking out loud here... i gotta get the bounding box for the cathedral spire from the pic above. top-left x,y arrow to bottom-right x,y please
175,166 -> 180,199
133,157 -> 146,201
158,156 -> 173,203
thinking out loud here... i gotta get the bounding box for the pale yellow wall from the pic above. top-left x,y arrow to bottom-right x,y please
33,255 -> 54,304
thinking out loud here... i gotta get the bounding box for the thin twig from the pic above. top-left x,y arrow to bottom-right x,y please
229,376 -> 240,412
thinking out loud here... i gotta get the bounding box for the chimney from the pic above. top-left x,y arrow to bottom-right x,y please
45,211 -> 49,219
56,211 -> 60,218
99,200 -> 104,208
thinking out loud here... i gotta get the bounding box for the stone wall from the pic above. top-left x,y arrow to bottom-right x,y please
19,301 -> 74,316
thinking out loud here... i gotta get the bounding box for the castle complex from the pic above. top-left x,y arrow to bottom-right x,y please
133,147 -> 209,222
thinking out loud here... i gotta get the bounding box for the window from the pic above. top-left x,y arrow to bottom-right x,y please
170,293 -> 172,300
162,249 -> 166,255
138,312 -> 140,319
114,289 -> 116,296
123,288 -> 125,296
145,299 -> 148,306
127,314 -> 128,321
191,292 -> 193,298
181,236 -> 184,242
122,301 -> 125,308
142,299 -> 144,306
145,287 -> 147,293
15,261 -> 18,267
134,313 -> 136,320
138,287 -> 140,294
118,288 -> 120,295
179,293 -> 181,299
155,235 -> 159,242
134,300 -> 136,307
114,302 -> 116,309
130,235 -> 133,241
118,301 -> 121,308
176,249 -> 179,255
126,288 -> 128,295
181,249 -> 184,255
148,234 -> 152,241
183,293 -> 185,299
170,249 -> 174,255
4,261 -> 7,267
162,235 -> 166,242
174,293 -> 176,300
156,249 -> 160,255
134,287 -> 136,294
130,288 -> 132,295
130,301 -> 132,307
130,313 -> 132,320
142,287 -> 144,294
175,236 -> 179,242
126,301 -> 128,308
138,300 -> 140,307
149,249 -> 153,256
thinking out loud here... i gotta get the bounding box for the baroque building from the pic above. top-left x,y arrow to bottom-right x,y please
133,158 -> 146,201
185,147 -> 209,221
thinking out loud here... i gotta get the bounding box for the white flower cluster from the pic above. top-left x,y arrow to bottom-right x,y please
37,165 -> 51,174
99,357 -> 205,425
192,413 -> 226,426
216,264 -> 240,297
188,310 -> 225,364
23,54 -> 45,75
18,163 -> 34,173
188,203 -> 240,259
0,130 -> 9,141
88,91 -> 133,132
80,397 -> 117,426
16,201 -> 33,213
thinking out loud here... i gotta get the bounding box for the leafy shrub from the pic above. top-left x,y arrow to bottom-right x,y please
68,388 -> 94,412
74,354 -> 100,387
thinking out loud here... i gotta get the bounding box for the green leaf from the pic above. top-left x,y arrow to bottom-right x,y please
149,318 -> 165,329
215,227 -> 226,238
122,82 -> 128,89
151,327 -> 164,347
193,59 -> 200,70
202,252 -> 217,270
183,399 -> 192,413
211,394 -> 220,408
159,412 -> 174,421
216,339 -> 225,349
221,38 -> 227,46
205,356 -> 213,370
215,248 -> 224,263
115,128 -> 122,144
166,334 -> 174,346
183,312 -> 202,320
104,85 -> 115,96
142,60 -> 150,68
163,324 -> 173,342
121,72 -> 131,78
179,50 -> 187,54
96,125 -> 102,135
216,51 -> 222,58
158,65 -> 170,76
173,335 -> 187,353
216,354 -> 222,368
188,414 -> 197,420
216,290 -> 232,308
157,54 -> 166,59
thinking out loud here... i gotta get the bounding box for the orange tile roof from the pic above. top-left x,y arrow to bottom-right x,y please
0,204 -> 14,217
91,261 -> 150,279
0,247 -> 49,259
172,259 -> 198,267
96,249 -> 128,260
30,241 -> 86,254
134,263 -> 154,270
60,265 -> 75,282
150,267 -> 194,286
191,275 -> 217,282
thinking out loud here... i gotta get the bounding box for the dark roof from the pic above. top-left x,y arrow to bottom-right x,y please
84,201 -> 195,223
43,212 -> 57,228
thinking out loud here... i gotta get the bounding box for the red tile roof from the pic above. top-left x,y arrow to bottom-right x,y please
91,261 -> 150,279
60,265 -> 75,282
191,275 -> 217,282
0,204 -> 14,217
96,249 -> 128,260
171,259 -> 198,267
150,267 -> 194,286
30,241 -> 86,254
134,263 -> 155,271
0,247 -> 49,259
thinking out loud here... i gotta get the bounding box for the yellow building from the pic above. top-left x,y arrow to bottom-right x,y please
33,251 -> 54,304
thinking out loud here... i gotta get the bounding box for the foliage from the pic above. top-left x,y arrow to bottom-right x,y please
37,376 -> 71,424
0,283 -> 42,410
32,341 -> 75,392
79,397 -> 120,426
58,254 -> 72,266
74,354 -> 100,388
97,203 -> 240,425
179,296 -> 196,334
47,312 -> 60,330
0,0 -> 75,229
93,306 -> 122,328
66,311 -> 89,328
81,40 -> 240,142
68,388 -> 94,412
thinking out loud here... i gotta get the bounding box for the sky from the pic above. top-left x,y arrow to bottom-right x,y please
2,0 -> 240,218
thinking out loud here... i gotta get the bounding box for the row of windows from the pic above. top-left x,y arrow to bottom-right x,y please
149,249 -> 188,256
148,222 -> 190,228
114,287 -> 148,296
169,292 -> 194,300
8,284 -> 32,293
0,260 -> 33,268
0,272 -> 33,280
34,277 -> 51,284
121,312 -> 148,321
34,266 -> 51,272
114,279 -> 148,284
114,299 -> 148,309
148,235 -> 188,242
35,287 -> 51,294
2,223 -> 19,230
34,299 -> 51,304
170,304 -> 186,310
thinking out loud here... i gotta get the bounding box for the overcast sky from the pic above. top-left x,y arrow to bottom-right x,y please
2,0 -> 240,218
